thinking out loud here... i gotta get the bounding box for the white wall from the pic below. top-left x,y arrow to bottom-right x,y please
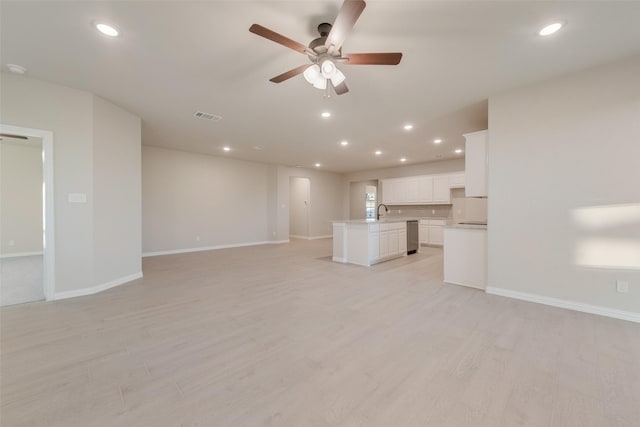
488,56 -> 640,314
0,142 -> 43,255
142,146 -> 270,253
142,149 -> 345,251
93,96 -> 142,285
276,166 -> 344,240
1,73 -> 142,295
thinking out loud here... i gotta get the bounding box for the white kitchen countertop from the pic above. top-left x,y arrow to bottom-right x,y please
332,217 -> 420,224
445,223 -> 488,230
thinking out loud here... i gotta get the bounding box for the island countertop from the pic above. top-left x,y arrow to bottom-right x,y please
444,223 -> 487,230
332,217 -> 420,224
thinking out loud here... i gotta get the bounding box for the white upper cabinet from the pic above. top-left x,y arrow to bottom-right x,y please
449,173 -> 465,188
418,176 -> 433,203
381,172 -> 462,205
391,180 -> 407,203
381,179 -> 392,205
432,175 -> 451,203
405,178 -> 420,202
464,130 -> 488,197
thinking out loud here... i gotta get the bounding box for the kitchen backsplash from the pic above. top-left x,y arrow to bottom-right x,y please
384,205 -> 452,218
382,189 -> 488,222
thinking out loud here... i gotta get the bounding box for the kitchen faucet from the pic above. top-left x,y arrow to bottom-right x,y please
376,203 -> 389,220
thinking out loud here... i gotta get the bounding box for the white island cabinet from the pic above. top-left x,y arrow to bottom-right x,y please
332,219 -> 409,266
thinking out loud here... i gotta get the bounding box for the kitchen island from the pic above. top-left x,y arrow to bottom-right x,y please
332,219 -> 412,266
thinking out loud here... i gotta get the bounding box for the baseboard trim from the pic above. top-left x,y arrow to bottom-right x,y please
0,251 -> 43,259
290,235 -> 332,241
54,272 -> 143,301
309,235 -> 332,240
332,256 -> 347,263
445,280 -> 486,291
142,240 -> 289,258
485,286 -> 640,323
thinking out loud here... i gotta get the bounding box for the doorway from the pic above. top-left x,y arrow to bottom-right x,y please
289,177 -> 310,239
0,125 -> 54,305
349,180 -> 378,219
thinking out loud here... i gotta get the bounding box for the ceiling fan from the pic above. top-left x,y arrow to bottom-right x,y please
249,0 -> 402,95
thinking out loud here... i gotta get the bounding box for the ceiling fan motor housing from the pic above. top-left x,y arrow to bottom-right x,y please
308,23 -> 341,61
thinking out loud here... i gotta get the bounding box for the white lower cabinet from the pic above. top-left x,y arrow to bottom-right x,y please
377,222 -> 407,262
419,222 -> 429,244
368,230 -> 379,261
419,219 -> 445,246
428,221 -> 444,245
379,231 -> 389,259
389,230 -> 399,256
399,230 -> 407,254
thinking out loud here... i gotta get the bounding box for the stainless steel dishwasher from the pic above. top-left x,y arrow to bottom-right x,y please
407,220 -> 418,254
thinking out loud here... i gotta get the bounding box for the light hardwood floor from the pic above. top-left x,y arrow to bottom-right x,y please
1,239 -> 639,426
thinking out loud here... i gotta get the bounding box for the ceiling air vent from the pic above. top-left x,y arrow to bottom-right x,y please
193,111 -> 222,121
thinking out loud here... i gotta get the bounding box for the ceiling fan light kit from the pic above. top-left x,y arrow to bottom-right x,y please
249,0 -> 402,96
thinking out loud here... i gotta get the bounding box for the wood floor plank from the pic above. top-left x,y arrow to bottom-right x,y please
1,239 -> 639,426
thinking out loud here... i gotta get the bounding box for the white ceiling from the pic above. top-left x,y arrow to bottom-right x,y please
2,1 -> 640,173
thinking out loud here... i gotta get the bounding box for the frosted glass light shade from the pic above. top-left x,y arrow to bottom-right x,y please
303,65 -> 321,84
320,59 -> 337,78
313,77 -> 327,90
330,69 -> 346,86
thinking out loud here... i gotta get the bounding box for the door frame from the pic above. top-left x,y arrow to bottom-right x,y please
0,124 -> 55,301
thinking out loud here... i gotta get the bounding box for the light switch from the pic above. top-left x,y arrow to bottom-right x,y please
68,193 -> 87,203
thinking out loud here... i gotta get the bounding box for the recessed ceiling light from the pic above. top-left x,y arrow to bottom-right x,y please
252,145 -> 263,150
315,163 -> 321,167
341,140 -> 348,146
433,138 -> 442,144
223,146 -> 231,152
400,158 -> 407,162
539,21 -> 564,36
95,22 -> 119,37
6,64 -> 27,74
455,148 -> 463,154
403,124 -> 413,130
321,112 -> 331,118
375,150 -> 382,156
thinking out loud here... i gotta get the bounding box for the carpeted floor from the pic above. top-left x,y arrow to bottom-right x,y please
0,255 -> 44,306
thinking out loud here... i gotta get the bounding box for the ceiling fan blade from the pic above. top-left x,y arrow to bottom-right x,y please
333,81 -> 349,95
249,24 -> 312,55
343,53 -> 403,65
269,64 -> 309,83
325,0 -> 366,52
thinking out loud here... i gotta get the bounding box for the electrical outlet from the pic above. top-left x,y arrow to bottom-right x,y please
617,280 -> 629,293
272,231 -> 276,237
195,235 -> 201,242
8,240 -> 15,247
432,209 -> 436,215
